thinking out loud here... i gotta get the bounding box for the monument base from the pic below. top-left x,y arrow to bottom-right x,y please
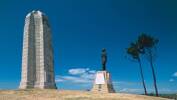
91,71 -> 115,93
19,82 -> 57,89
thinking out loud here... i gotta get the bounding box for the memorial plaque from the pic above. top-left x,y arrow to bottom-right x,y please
95,72 -> 105,84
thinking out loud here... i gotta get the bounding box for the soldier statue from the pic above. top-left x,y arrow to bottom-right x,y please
101,48 -> 107,71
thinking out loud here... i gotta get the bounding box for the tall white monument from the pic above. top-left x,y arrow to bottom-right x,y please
92,49 -> 115,93
19,10 -> 57,89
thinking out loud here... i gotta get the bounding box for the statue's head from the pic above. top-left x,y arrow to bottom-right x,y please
102,48 -> 106,52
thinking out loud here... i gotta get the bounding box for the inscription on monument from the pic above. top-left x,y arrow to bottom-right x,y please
95,72 -> 105,84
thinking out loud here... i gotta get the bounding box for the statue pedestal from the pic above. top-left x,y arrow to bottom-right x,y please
91,71 -> 115,93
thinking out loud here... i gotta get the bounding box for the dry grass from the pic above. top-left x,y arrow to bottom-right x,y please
0,89 -> 172,100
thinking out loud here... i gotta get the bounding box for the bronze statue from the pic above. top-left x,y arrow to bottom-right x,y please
101,48 -> 107,71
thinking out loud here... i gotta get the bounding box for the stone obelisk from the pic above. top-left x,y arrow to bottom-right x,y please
91,49 -> 115,93
19,10 -> 57,89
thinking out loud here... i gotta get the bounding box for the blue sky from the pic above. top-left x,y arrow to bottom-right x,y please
0,0 -> 177,94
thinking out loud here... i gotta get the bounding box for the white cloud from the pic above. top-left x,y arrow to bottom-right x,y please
80,73 -> 95,80
173,72 -> 177,77
169,78 -> 174,82
113,81 -> 141,86
57,76 -> 91,83
55,78 -> 65,82
119,88 -> 177,94
89,70 -> 96,74
56,68 -> 96,84
158,88 -> 177,93
119,88 -> 143,93
68,68 -> 90,75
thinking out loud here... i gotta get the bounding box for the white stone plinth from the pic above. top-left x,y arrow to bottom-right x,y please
91,71 -> 115,93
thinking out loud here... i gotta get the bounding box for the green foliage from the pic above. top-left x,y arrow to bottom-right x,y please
127,33 -> 159,61
138,33 -> 159,49
127,42 -> 139,59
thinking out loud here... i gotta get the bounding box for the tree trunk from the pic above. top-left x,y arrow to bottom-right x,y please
149,50 -> 159,96
138,58 -> 147,95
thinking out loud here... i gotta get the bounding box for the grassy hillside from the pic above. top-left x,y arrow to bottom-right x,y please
148,93 -> 177,100
0,89 -> 173,100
